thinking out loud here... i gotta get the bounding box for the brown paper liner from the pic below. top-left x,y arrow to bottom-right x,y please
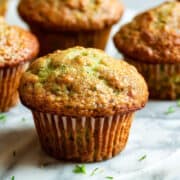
0,63 -> 28,112
30,26 -> 111,56
32,111 -> 134,162
126,58 -> 180,99
0,0 -> 7,16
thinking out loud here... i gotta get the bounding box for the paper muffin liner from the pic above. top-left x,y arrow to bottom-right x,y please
0,63 -> 28,112
0,0 -> 7,16
126,58 -> 180,99
30,26 -> 111,56
32,110 -> 134,162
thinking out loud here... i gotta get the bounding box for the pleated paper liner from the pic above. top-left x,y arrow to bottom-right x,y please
0,63 -> 28,112
126,58 -> 180,100
30,26 -> 111,56
32,111 -> 134,162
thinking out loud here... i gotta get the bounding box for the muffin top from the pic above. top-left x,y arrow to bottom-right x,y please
114,1 -> 180,64
19,47 -> 148,117
0,18 -> 39,68
18,0 -> 123,31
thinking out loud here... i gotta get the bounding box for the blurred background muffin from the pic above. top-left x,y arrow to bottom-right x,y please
19,46 -> 148,162
0,0 -> 7,16
0,18 -> 39,112
18,0 -> 124,56
114,1 -> 180,100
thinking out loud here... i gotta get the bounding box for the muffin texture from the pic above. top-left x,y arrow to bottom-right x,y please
0,0 -> 7,16
19,47 -> 148,116
18,0 -> 124,55
18,0 -> 123,31
19,47 -> 148,162
114,1 -> 180,99
0,18 -> 39,112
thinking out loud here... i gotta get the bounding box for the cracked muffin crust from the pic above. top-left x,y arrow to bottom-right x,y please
19,47 -> 148,117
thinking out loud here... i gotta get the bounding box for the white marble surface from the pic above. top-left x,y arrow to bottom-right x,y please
1,0 -> 180,180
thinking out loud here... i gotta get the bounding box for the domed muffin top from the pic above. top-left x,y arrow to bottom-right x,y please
114,1 -> 180,64
18,0 -> 123,31
19,47 -> 148,117
0,18 -> 39,68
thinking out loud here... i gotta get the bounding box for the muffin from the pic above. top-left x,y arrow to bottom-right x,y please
18,0 -> 123,56
0,18 -> 39,112
19,46 -> 148,162
114,1 -> 180,100
0,0 -> 7,16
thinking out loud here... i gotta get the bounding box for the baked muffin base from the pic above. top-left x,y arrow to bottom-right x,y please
126,58 -> 180,100
0,63 -> 28,112
32,111 -> 134,162
30,26 -> 111,56
0,0 -> 7,16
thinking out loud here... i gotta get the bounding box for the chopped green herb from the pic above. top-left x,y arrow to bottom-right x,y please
177,100 -> 180,107
73,165 -> 86,174
138,155 -> 147,161
165,106 -> 175,114
0,114 -> 6,123
90,168 -> 99,176
11,176 -> 15,180
59,64 -> 67,73
105,176 -> 114,179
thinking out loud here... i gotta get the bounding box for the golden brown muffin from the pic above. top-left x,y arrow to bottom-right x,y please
18,0 -> 124,55
114,1 -> 180,99
0,0 -> 7,16
19,47 -> 148,162
0,18 -> 39,112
